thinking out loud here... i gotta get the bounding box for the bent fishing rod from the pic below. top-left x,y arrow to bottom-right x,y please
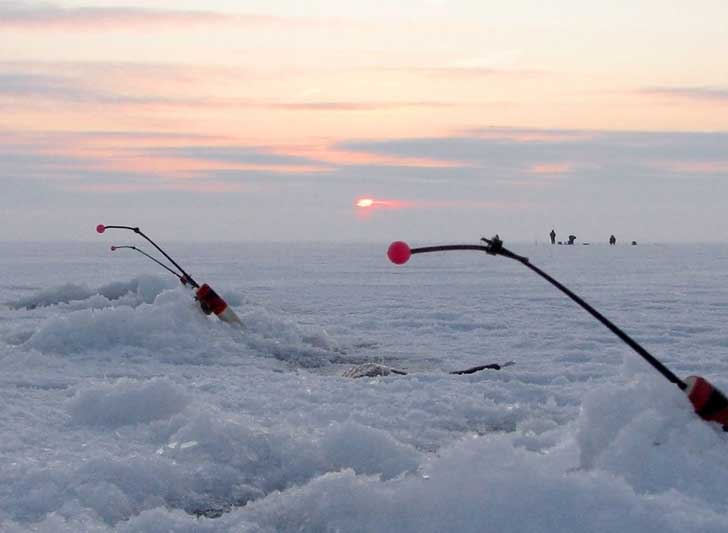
96,224 -> 241,325
98,225 -> 198,287
387,235 -> 728,429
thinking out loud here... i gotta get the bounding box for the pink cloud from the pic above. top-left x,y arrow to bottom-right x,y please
0,4 -> 364,32
278,145 -> 464,168
1,6 -> 225,29
471,128 -> 597,143
640,87 -> 728,103
67,180 -> 248,194
82,153 -> 331,179
529,162 -> 573,174
395,66 -> 543,79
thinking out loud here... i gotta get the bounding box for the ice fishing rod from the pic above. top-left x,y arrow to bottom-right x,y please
97,225 -> 198,287
387,235 -> 728,429
96,224 -> 242,325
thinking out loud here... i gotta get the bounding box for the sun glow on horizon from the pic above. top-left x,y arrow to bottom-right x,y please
354,197 -> 402,209
356,198 -> 374,208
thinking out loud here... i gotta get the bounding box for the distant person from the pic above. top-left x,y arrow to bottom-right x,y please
631,241 -> 637,246
609,235 -> 616,245
550,229 -> 556,244
568,235 -> 576,245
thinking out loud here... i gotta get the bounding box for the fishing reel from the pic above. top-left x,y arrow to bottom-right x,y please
480,235 -> 503,255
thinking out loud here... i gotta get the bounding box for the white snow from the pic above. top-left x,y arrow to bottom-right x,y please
68,378 -> 191,428
1,241 -> 728,532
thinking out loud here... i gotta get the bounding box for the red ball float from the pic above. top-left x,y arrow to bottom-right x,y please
387,241 -> 411,265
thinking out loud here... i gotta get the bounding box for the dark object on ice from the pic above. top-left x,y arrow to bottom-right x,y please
343,361 -> 514,378
96,225 -> 241,325
387,235 -> 728,430
450,361 -> 515,374
609,235 -> 616,245
550,229 -> 556,244
567,235 -> 576,245
632,241 -> 637,246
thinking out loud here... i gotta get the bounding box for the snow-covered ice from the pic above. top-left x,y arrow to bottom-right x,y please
1,240 -> 728,532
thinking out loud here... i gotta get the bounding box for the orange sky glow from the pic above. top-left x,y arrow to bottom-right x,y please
2,1 -> 728,241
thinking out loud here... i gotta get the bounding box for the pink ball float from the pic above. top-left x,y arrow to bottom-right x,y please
387,241 -> 411,265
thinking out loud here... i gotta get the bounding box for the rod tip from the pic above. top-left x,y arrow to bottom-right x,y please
96,224 -> 106,234
387,241 -> 411,265
110,246 -> 117,251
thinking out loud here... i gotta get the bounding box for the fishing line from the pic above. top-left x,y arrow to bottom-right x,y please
110,245 -> 188,284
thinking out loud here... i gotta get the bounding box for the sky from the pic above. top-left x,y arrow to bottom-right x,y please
1,0 -> 727,243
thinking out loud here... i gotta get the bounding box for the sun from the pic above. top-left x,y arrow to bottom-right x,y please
356,198 -> 374,208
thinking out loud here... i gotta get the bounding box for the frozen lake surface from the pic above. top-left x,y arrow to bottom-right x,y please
2,240 -> 728,532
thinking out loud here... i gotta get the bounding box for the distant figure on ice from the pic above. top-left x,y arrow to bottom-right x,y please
631,241 -> 637,246
609,235 -> 616,245
550,229 -> 556,244
567,235 -> 576,245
